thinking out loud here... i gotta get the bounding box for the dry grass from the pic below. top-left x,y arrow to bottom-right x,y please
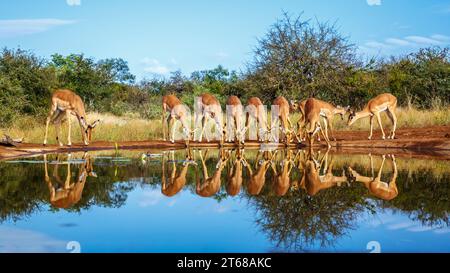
1,107 -> 449,144
2,112 -> 160,144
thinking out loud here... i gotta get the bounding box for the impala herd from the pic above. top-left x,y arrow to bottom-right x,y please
42,148 -> 397,209
43,89 -> 399,147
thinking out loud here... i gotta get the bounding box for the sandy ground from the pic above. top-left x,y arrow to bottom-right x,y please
1,125 -> 449,160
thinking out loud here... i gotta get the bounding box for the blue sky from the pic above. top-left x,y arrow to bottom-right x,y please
1,0 -> 449,80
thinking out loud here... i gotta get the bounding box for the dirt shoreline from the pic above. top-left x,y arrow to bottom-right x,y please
1,125 -> 449,160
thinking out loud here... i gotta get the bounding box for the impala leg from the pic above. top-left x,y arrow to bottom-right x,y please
376,155 -> 386,182
319,124 -> 332,148
375,113 -> 385,139
64,154 -> 71,190
161,153 -> 167,191
326,116 -> 336,141
55,120 -> 63,147
244,112 -> 250,141
322,118 -> 329,141
316,120 -> 321,142
391,110 -> 397,139
162,111 -> 167,141
368,115 -> 374,140
66,111 -> 72,146
169,117 -> 176,143
44,106 -> 57,145
234,117 -> 239,143
386,109 -> 397,139
79,119 -> 88,145
199,115 -> 207,142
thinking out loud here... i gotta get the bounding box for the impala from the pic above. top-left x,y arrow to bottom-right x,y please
194,93 -> 226,145
348,154 -> 398,201
270,150 -> 294,196
161,149 -> 196,197
162,94 -> 196,145
245,150 -> 274,195
245,97 -> 269,142
225,96 -> 247,144
44,152 -> 96,209
347,93 -> 398,140
271,96 -> 295,145
196,149 -> 229,197
225,148 -> 246,196
298,150 -> 348,196
44,89 -> 100,146
292,99 -> 348,141
303,98 -> 332,148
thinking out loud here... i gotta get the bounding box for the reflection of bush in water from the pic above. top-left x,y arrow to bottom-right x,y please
380,170 -> 450,228
0,161 -> 138,222
248,183 -> 372,251
0,163 -> 47,222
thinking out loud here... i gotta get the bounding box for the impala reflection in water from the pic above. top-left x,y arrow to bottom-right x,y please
0,148 -> 449,253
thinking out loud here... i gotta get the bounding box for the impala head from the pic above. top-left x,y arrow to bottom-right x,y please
81,118 -> 100,143
336,105 -> 350,120
347,110 -> 357,126
82,153 -> 97,178
290,100 -> 299,111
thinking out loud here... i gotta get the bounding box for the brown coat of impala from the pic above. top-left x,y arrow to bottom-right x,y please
245,97 -> 269,142
299,151 -> 348,196
304,98 -> 332,148
348,93 -> 398,140
44,153 -> 96,209
194,93 -> 225,144
44,89 -> 100,146
271,96 -> 294,145
196,150 -> 229,197
348,154 -> 398,201
292,98 -> 347,141
226,149 -> 245,196
161,150 -> 195,197
225,96 -> 246,144
245,151 -> 273,195
271,150 -> 294,197
162,94 -> 195,145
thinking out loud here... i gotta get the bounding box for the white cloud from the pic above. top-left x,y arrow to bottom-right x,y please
0,19 -> 76,38
141,58 -> 171,75
362,34 -> 450,53
387,222 -> 413,230
404,36 -> 442,45
0,227 -> 68,253
66,0 -> 81,6
385,38 -> 411,46
367,0 -> 381,6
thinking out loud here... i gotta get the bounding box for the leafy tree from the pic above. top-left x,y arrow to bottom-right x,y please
244,12 -> 359,103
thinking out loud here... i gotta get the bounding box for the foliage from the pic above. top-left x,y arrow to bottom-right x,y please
1,13 -> 449,130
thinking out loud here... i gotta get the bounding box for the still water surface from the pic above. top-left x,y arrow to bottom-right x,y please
0,148 -> 449,253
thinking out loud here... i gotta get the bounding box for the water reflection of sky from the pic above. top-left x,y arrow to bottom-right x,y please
1,188 -> 449,253
0,150 -> 449,253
